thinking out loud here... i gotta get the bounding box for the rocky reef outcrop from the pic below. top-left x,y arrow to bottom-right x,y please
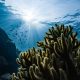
0,28 -> 19,76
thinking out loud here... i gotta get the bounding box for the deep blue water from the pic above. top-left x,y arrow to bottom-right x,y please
0,1 -> 80,51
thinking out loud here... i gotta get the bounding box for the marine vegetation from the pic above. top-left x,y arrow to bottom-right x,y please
11,24 -> 80,80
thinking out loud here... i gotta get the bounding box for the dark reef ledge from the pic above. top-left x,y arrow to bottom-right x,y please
0,27 -> 20,79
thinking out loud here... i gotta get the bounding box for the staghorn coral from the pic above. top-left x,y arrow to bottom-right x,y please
11,24 -> 80,80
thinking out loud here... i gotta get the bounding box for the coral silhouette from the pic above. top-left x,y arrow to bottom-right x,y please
11,24 -> 80,80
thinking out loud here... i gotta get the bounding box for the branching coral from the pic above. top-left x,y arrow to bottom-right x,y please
11,24 -> 80,80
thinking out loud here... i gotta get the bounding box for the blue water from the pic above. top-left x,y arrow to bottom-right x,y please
0,1 -> 80,51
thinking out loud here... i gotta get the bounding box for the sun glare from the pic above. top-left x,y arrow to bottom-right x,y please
21,10 -> 37,22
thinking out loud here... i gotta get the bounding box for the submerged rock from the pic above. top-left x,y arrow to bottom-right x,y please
0,27 -> 19,76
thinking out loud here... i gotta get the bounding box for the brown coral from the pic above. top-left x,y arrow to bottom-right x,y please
11,24 -> 80,80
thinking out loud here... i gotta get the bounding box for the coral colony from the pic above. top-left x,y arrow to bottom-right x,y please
11,24 -> 80,80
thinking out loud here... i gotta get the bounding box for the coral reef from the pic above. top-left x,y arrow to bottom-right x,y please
11,24 -> 80,80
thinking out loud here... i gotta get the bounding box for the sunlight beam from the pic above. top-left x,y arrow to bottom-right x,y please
22,11 -> 35,22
